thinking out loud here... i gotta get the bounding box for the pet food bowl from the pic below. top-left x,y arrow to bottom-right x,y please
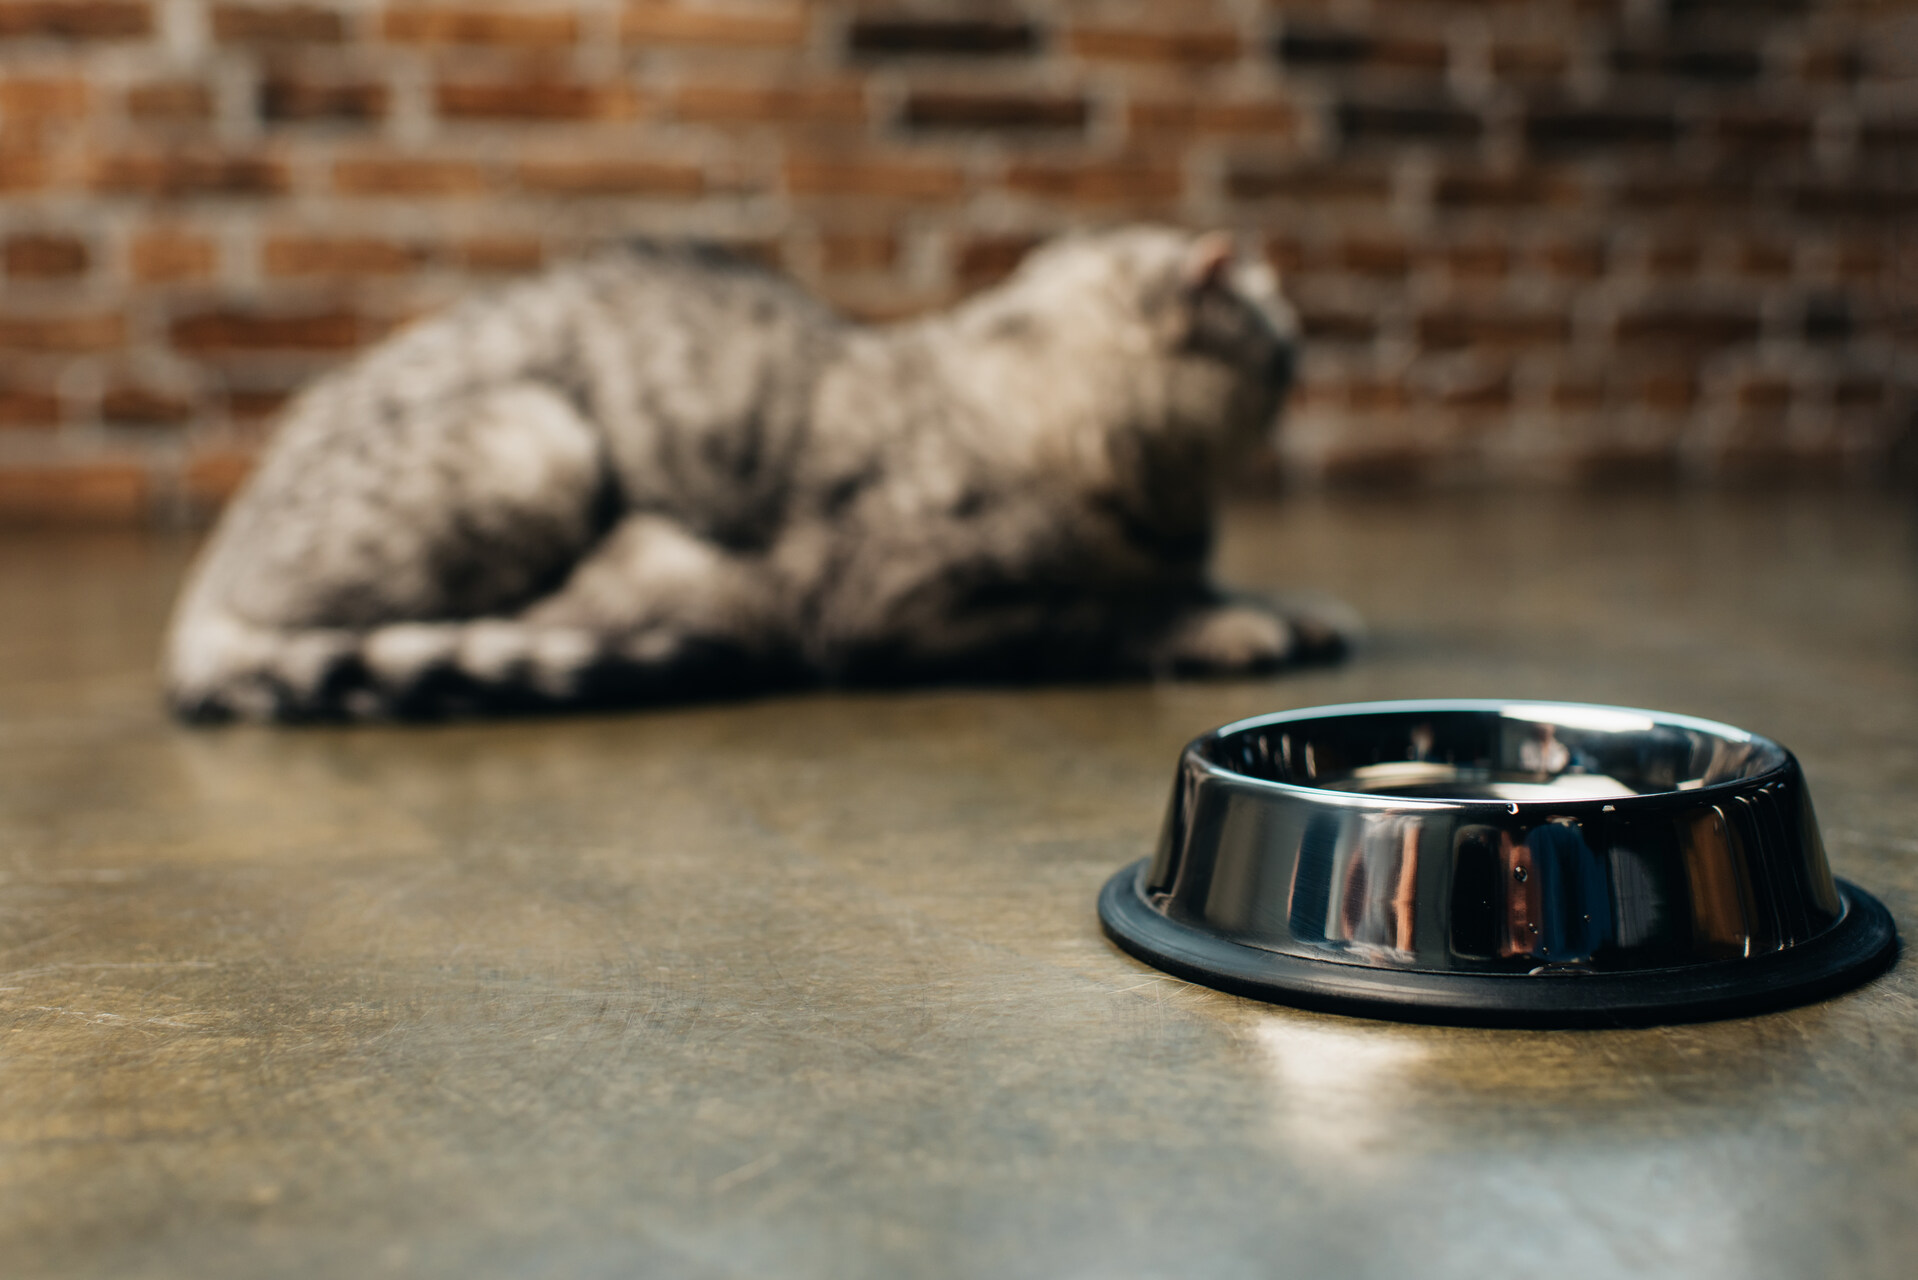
1099,700 -> 1897,1027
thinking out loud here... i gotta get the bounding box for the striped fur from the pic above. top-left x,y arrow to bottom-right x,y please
164,226 -> 1346,721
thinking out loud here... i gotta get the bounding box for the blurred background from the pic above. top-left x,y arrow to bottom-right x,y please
0,0 -> 1912,525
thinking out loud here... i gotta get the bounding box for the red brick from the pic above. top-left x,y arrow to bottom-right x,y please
1435,368 -> 1511,409
211,3 -> 344,43
4,232 -> 88,276
1661,0 -> 1801,22
1345,377 -> 1409,410
517,158 -> 704,195
0,1 -> 149,40
1834,377 -> 1885,409
1797,45 -> 1861,83
820,232 -> 897,273
1265,234 -> 1305,275
1296,302 -> 1377,345
1067,26 -> 1241,65
457,236 -> 544,271
1335,236 -> 1409,277
1645,239 -> 1701,277
184,447 -> 256,512
1226,162 -> 1389,203
903,91 -> 1087,132
1339,99 -> 1480,145
1733,239 -> 1792,276
93,149 -> 288,196
1006,158 -> 1182,205
1737,377 -> 1792,410
1861,120 -> 1918,153
620,2 -> 805,47
382,6 -> 577,46
1636,372 -> 1696,411
1526,106 -> 1679,151
1276,28 -> 1448,72
846,16 -> 1033,58
1611,44 -> 1761,84
1712,109 -> 1811,151
171,307 -> 363,352
1614,307 -> 1761,350
1551,376 -> 1605,410
101,384 -> 194,424
0,310 -> 124,351
1287,375 -> 1340,412
262,74 -> 388,122
130,229 -> 216,280
1128,98 -> 1296,138
0,462 -> 148,525
1418,310 -> 1569,349
262,235 -> 427,277
1443,243 -> 1507,278
437,78 -> 643,122
1618,169 -> 1759,211
672,81 -> 865,124
954,235 -> 1037,288
1491,42 -> 1568,80
786,155 -> 966,202
334,156 -> 490,194
1434,168 -> 1582,208
1836,242 -> 1882,281
1527,239 -> 1607,279
126,80 -> 214,121
222,387 -> 289,421
0,375 -> 61,427
0,74 -> 89,116
3,139 -> 55,192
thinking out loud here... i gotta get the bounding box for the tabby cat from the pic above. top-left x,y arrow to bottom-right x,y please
165,225 -> 1348,721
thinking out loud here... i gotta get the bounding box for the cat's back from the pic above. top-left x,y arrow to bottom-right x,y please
182,242 -> 846,630
228,241 -> 846,533
333,240 -> 839,413
546,243 -> 846,542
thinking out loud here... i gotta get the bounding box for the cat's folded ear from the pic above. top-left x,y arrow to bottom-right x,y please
1153,230 -> 1238,347
1182,231 -> 1238,293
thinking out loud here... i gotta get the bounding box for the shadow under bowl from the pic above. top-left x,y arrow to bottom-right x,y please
1098,700 -> 1897,1027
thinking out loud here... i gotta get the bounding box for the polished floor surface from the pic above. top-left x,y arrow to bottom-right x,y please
2,490 -> 1914,1279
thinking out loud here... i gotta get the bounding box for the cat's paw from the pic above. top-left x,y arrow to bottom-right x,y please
1150,602 -> 1297,676
1147,593 -> 1361,676
1275,594 -> 1361,666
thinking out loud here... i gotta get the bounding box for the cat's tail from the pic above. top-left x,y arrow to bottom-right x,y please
163,608 -> 608,722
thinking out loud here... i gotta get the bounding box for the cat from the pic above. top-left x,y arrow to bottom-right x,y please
163,225 -> 1351,722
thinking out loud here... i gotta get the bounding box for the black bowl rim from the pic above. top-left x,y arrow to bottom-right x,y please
1099,859 -> 1898,1029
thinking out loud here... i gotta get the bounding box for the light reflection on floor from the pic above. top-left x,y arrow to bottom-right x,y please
1249,1016 -> 1430,1168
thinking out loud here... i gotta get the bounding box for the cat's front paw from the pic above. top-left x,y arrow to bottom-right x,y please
1150,602 -> 1298,676
1147,593 -> 1360,676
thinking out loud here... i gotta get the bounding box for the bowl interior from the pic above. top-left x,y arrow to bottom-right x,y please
1201,704 -> 1788,803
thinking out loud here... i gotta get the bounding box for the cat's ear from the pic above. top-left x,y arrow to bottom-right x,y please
1182,231 -> 1237,293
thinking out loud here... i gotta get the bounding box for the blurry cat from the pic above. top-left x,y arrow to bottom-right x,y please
165,225 -> 1350,721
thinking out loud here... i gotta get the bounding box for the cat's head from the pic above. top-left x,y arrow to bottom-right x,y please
996,226 -> 1301,441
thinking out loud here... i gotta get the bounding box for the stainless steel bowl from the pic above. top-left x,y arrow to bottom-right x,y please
1099,700 -> 1897,1026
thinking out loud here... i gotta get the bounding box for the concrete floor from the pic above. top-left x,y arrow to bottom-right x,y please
2,489 -> 1914,1280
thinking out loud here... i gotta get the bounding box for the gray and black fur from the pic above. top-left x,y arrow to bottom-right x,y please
165,225 -> 1350,721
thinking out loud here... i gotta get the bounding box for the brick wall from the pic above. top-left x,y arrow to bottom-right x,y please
1,0 -> 1913,523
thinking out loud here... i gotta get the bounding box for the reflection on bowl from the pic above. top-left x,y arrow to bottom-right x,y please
1099,701 -> 1897,1027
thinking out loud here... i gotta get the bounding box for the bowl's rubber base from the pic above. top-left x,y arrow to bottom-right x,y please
1098,860 -> 1899,1028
